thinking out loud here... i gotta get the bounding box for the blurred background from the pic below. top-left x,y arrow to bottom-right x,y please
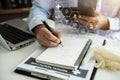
0,0 -> 33,22
101,0 -> 120,17
0,0 -> 120,22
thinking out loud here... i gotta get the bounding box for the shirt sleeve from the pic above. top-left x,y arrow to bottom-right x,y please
27,0 -> 53,31
108,17 -> 120,30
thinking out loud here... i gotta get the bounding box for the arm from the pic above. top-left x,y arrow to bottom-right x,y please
27,0 -> 52,31
27,0 -> 62,47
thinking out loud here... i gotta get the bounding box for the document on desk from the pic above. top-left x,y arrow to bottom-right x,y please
36,37 -> 92,70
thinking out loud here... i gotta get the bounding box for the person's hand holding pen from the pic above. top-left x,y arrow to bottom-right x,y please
33,22 -> 62,47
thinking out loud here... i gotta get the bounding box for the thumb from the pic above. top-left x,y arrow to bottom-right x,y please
53,29 -> 63,42
94,11 -> 100,16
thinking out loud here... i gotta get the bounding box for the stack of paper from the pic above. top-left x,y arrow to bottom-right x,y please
36,37 -> 91,70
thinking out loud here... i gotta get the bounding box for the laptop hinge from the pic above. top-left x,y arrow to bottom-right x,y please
0,34 -> 11,50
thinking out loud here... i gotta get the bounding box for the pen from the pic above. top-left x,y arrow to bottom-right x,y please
102,39 -> 106,46
75,39 -> 92,69
41,20 -> 63,47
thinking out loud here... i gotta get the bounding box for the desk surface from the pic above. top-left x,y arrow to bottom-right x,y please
0,24 -> 120,80
0,41 -> 40,80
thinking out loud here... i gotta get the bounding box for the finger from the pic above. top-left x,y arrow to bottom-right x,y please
77,18 -> 89,26
43,28 -> 61,44
53,29 -> 63,42
94,11 -> 100,16
36,26 -> 60,43
78,15 -> 97,23
37,33 -> 59,47
40,39 -> 60,47
35,26 -> 60,47
89,22 -> 97,30
78,15 -> 90,21
77,19 -> 97,30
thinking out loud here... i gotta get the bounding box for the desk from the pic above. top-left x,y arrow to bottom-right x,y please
0,41 -> 40,80
0,24 -> 120,80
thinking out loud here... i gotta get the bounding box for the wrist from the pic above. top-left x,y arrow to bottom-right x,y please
32,24 -> 44,34
100,17 -> 110,30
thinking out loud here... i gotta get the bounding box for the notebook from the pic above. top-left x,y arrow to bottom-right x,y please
0,19 -> 35,51
36,37 -> 92,70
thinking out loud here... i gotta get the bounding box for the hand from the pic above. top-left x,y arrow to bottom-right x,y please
76,11 -> 110,30
33,25 -> 62,47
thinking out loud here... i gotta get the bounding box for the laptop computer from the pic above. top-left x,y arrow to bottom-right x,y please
0,19 -> 35,51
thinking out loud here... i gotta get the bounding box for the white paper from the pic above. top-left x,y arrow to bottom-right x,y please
36,37 -> 89,70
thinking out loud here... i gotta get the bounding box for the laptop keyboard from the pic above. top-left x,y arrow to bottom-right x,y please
0,24 -> 35,44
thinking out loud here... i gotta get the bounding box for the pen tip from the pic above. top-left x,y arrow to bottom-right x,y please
61,43 -> 64,47
59,42 -> 64,47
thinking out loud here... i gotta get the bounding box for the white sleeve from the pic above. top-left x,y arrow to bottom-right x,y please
27,0 -> 53,31
108,17 -> 120,30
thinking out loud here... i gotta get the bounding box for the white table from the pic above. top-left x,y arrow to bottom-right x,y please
0,23 -> 120,80
0,41 -> 40,80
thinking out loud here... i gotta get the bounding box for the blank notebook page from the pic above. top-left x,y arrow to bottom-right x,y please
36,37 -> 88,70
